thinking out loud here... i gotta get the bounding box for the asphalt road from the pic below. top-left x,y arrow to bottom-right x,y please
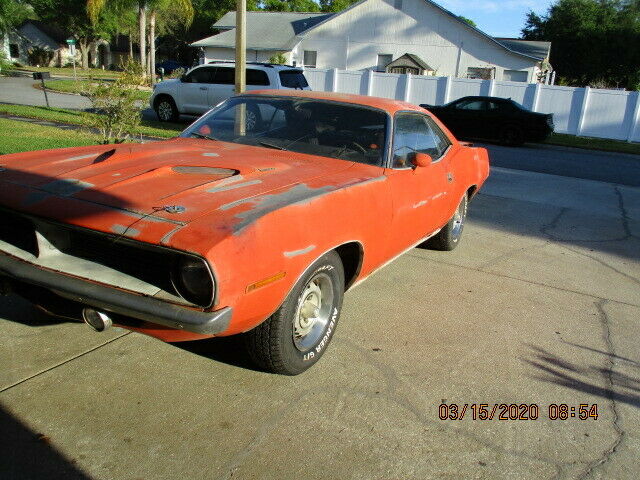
1,166 -> 639,479
481,142 -> 640,187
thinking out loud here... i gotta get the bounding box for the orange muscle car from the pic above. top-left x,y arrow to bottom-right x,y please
0,91 -> 489,374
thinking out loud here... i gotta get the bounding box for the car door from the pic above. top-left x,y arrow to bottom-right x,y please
385,112 -> 453,256
207,67 -> 235,107
448,98 -> 487,139
178,67 -> 215,114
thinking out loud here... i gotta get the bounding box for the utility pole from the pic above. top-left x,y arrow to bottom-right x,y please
235,0 -> 246,95
234,0 -> 246,135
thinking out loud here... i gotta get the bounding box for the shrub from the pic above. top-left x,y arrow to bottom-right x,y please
268,52 -> 287,65
81,62 -> 143,144
166,67 -> 185,79
27,46 -> 54,66
0,51 -> 12,75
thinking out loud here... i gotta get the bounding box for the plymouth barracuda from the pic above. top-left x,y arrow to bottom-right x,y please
0,90 -> 489,375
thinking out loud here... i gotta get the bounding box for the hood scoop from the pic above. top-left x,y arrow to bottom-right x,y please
172,166 -> 237,177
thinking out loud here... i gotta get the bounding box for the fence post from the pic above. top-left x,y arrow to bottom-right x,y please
485,79 -> 495,97
531,82 -> 542,112
402,73 -> 412,102
365,69 -> 374,96
626,91 -> 640,143
576,86 -> 590,136
442,76 -> 452,104
330,68 -> 339,93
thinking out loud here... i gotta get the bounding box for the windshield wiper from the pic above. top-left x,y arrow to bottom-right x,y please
259,141 -> 287,151
190,132 -> 217,141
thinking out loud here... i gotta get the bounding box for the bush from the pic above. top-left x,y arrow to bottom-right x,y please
0,51 -> 12,75
166,67 -> 185,79
27,46 -> 54,66
269,53 -> 287,65
81,62 -> 143,144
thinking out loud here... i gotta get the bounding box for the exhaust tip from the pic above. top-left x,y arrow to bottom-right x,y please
82,308 -> 113,332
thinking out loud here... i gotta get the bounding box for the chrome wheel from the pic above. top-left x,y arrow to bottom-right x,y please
293,272 -> 334,352
157,101 -> 173,121
451,199 -> 465,239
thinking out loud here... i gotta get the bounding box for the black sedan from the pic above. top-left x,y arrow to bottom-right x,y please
421,96 -> 554,146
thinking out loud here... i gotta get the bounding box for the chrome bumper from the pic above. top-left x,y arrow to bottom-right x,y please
0,252 -> 231,335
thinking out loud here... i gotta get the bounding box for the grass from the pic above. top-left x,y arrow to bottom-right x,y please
43,79 -> 152,102
543,133 -> 640,156
0,104 -> 183,139
13,66 -> 120,79
0,117 -> 102,155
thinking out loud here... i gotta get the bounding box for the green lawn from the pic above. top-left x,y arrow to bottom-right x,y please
543,133 -> 640,156
43,79 -> 152,102
0,104 -> 183,139
14,66 -> 120,79
0,117 -> 102,155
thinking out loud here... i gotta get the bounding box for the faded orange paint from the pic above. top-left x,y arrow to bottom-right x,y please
0,91 -> 489,342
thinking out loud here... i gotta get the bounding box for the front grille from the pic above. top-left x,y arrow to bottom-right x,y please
0,208 -> 212,307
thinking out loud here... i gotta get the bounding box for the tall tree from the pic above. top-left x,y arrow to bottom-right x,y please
522,0 -> 640,89
0,0 -> 31,34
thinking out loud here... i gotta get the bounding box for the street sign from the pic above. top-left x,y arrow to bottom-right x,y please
69,44 -> 75,55
66,38 -> 76,45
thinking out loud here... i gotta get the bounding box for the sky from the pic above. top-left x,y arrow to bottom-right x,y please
436,0 -> 556,38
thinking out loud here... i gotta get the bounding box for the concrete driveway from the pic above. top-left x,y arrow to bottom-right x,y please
1,150 -> 639,479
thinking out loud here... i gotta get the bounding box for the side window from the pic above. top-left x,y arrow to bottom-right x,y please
185,67 -> 214,83
246,69 -> 270,86
212,67 -> 234,85
455,99 -> 485,111
392,114 -> 445,168
424,116 -> 452,156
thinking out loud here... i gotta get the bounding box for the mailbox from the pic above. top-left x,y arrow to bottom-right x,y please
32,72 -> 51,80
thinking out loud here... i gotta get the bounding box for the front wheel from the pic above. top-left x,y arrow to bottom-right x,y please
244,251 -> 345,375
426,193 -> 468,251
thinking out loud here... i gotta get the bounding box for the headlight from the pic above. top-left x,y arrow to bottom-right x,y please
171,257 -> 214,307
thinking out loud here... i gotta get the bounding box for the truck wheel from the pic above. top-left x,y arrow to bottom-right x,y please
427,194 -> 467,251
155,97 -> 179,122
245,251 -> 345,375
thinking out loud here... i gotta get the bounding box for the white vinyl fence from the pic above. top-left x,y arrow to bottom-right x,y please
303,68 -> 640,143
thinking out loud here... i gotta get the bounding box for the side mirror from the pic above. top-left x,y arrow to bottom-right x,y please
412,152 -> 432,168
180,74 -> 187,82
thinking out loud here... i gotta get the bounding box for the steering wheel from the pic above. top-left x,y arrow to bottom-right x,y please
348,141 -> 367,154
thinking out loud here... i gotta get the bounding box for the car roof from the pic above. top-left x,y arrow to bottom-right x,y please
241,89 -> 425,114
198,62 -> 300,71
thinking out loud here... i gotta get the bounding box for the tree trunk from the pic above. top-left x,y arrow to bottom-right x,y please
149,11 -> 156,86
138,4 -> 146,75
128,32 -> 133,60
79,39 -> 90,69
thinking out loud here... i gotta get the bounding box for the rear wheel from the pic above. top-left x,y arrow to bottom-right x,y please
426,194 -> 467,251
500,124 -> 524,146
244,251 -> 344,375
155,97 -> 179,122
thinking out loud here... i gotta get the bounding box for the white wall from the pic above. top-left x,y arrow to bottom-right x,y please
304,67 -> 640,142
294,0 -> 537,81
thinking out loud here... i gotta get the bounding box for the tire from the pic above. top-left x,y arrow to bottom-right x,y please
426,193 -> 468,251
500,124 -> 524,146
155,96 -> 179,122
244,251 -> 345,375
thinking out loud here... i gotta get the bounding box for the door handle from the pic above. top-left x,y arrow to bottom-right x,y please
199,87 -> 208,91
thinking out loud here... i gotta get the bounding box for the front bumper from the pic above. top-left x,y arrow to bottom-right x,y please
0,252 -> 232,335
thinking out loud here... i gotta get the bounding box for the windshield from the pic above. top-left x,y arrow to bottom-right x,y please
181,96 -> 388,166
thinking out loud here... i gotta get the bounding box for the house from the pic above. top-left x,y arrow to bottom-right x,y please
2,20 -> 116,68
192,0 -> 551,83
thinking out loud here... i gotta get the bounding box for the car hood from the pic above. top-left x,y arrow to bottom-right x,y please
0,138 -> 358,238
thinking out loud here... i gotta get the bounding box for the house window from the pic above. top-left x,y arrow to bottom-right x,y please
467,67 -> 494,80
377,54 -> 392,71
394,0 -> 403,10
303,50 -> 317,68
9,44 -> 19,58
503,69 -> 528,82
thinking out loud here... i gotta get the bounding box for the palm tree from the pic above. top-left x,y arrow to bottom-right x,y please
88,0 -> 193,83
148,0 -> 193,84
